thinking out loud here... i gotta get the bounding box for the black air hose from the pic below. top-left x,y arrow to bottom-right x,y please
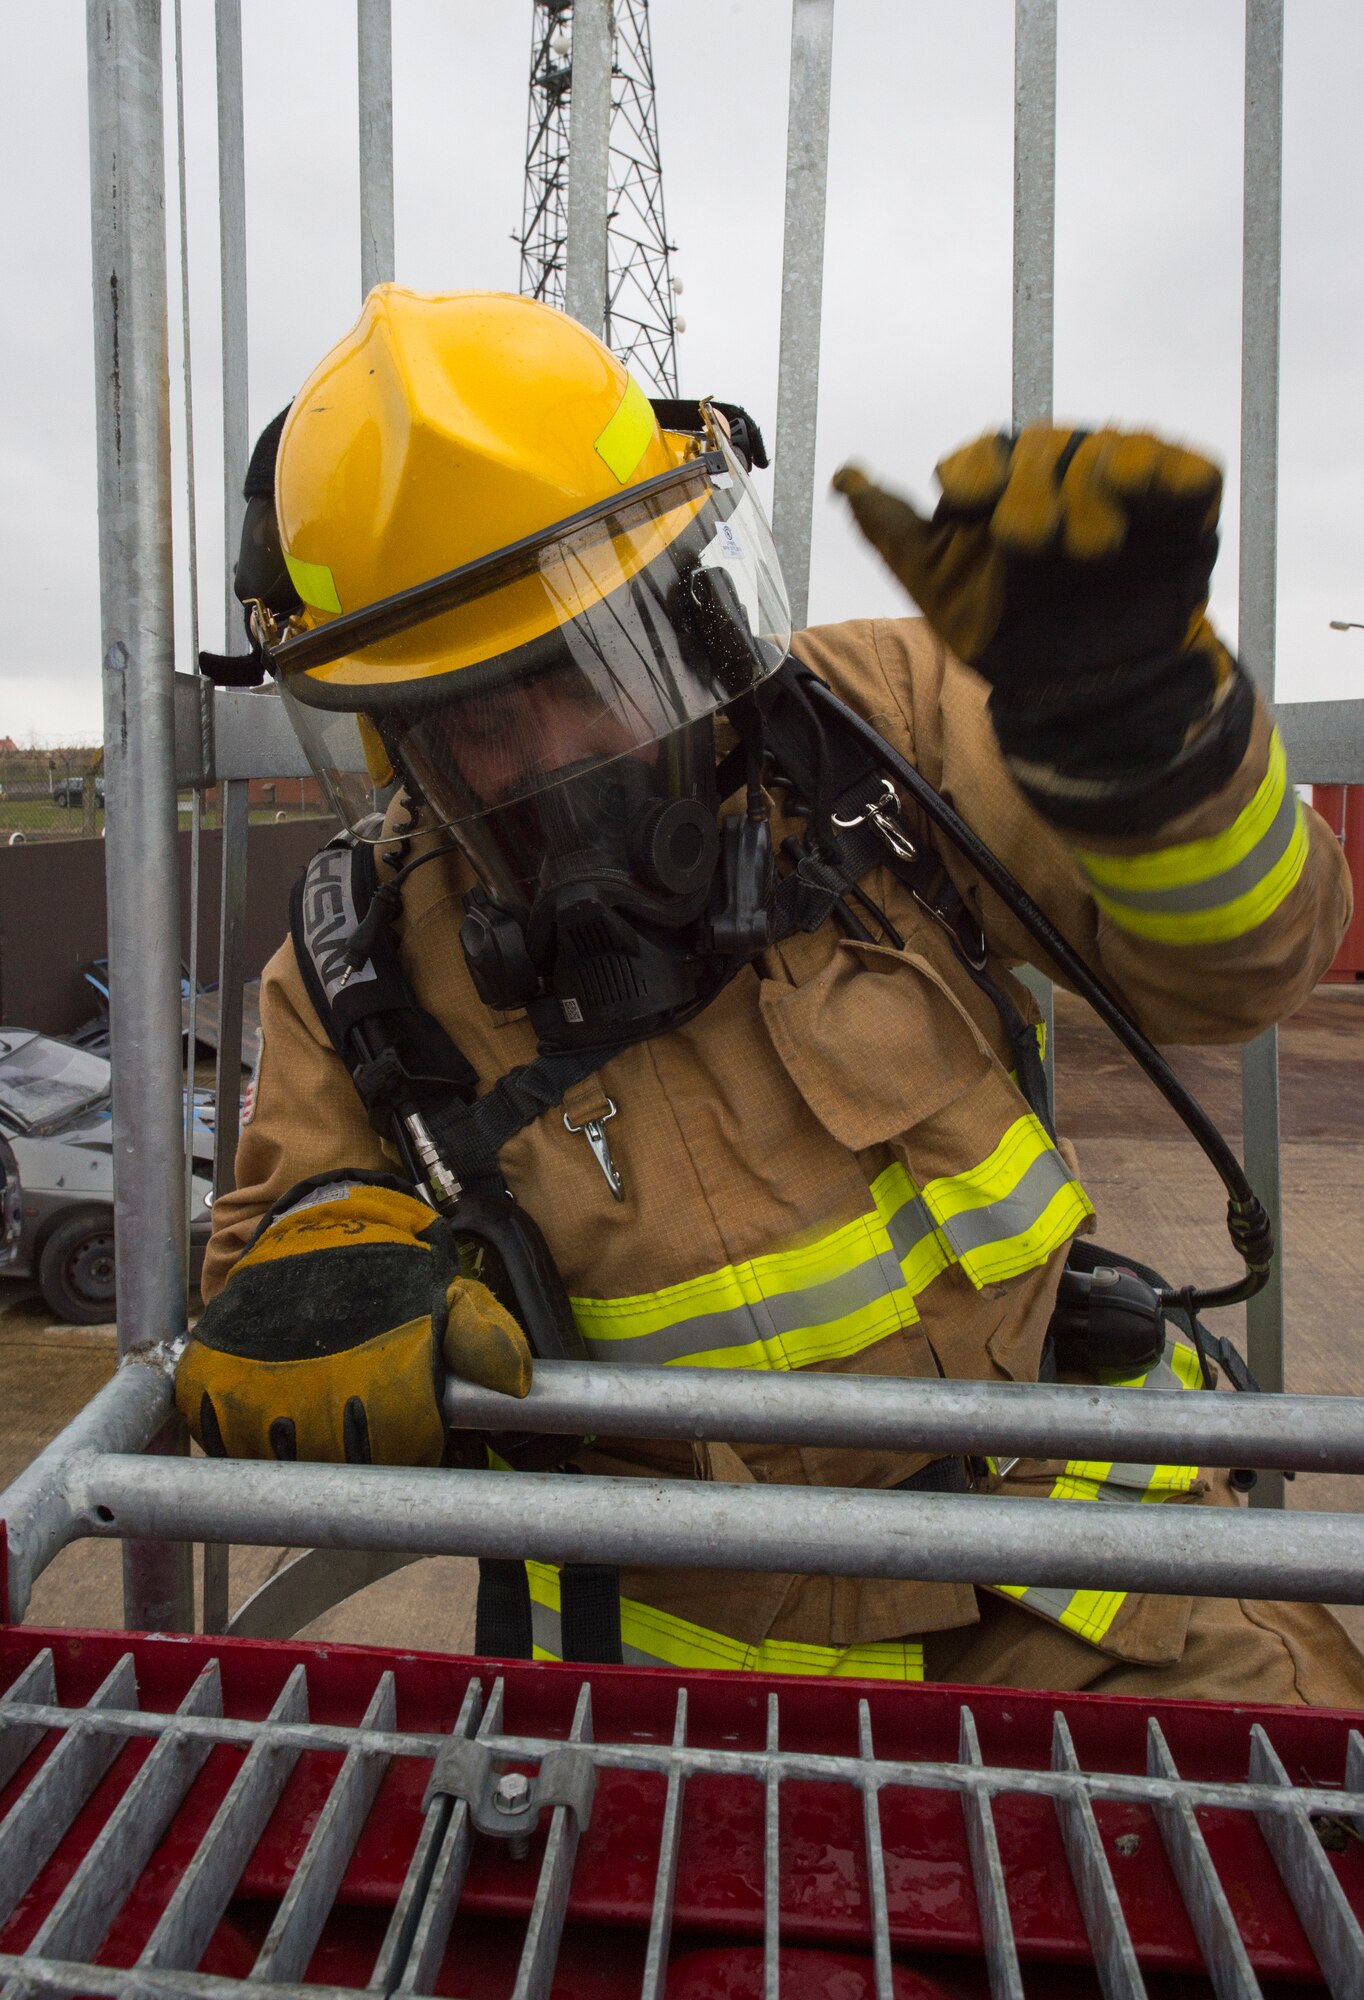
804,676 -> 1271,1313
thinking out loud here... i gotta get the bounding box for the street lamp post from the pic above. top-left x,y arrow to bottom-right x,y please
1328,620 -> 1364,632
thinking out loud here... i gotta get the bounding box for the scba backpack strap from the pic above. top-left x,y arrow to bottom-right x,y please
289,839 -> 625,1665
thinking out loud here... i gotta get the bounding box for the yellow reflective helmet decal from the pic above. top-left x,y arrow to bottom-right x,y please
283,551 -> 343,615
594,374 -> 655,484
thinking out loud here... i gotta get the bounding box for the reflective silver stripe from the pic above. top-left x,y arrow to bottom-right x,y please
579,1236 -> 911,1367
1086,777 -> 1300,916
937,1146 -> 1076,1257
885,1190 -> 939,1266
531,1593 -> 672,1669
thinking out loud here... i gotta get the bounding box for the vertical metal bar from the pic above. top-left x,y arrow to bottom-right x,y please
511,1682 -> 595,2000
564,0 -> 613,338
1239,0 -> 1286,1508
1012,0 -> 1056,430
357,0 -> 394,296
16,1662 -> 222,1967
771,0 -> 835,631
640,1690 -> 689,2000
0,1650 -> 57,1792
137,1665 -> 310,1972
86,0 -> 195,1636
212,0 -> 250,1205
1012,0 -> 1058,1118
1050,1713 -> 1146,1998
369,1675 -> 487,1994
216,0 -> 248,634
1247,1725 -> 1364,1993
958,1707 -> 1025,2000
211,778 -> 250,1203
763,1693 -> 781,2000
0,1654 -> 139,1926
857,1704 -> 895,2000
171,0 -> 203,1263
1146,1721 -> 1261,2000
252,1672 -> 395,1982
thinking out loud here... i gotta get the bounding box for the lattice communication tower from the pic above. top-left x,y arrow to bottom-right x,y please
518,0 -> 680,396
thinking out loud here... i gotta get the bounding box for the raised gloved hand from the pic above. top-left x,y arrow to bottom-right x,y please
176,1176 -> 532,1465
834,427 -> 1245,818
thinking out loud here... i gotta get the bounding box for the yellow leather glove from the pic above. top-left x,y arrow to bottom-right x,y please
177,1176 -> 532,1466
833,427 -> 1246,824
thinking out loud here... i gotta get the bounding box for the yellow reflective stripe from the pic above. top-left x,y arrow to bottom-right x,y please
991,1581 -> 1128,1644
573,1129 -> 1085,1368
573,1177 -> 934,1371
1075,732 -> 1309,944
870,1160 -> 954,1295
572,1224 -> 917,1371
922,1114 -> 1092,1288
1168,1341 -> 1205,1391
526,1561 -> 923,1679
995,1334 -> 1202,1645
282,550 -> 342,614
593,374 -> 654,483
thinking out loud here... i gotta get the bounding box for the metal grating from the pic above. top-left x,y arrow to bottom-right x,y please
2,1633 -> 1364,1996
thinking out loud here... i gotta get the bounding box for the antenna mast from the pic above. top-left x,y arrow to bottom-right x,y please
519,0 -> 681,395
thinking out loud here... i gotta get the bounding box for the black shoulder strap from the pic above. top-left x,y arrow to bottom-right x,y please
291,838 -> 418,1040
289,837 -> 622,1185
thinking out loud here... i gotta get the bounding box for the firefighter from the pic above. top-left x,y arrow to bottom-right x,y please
180,287 -> 1364,1703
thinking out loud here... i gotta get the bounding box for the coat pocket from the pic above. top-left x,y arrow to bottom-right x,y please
760,937 -> 1092,1297
758,939 -> 994,1152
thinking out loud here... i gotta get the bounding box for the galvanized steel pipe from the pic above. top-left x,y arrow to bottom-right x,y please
357,0 -> 395,295
1238,0 -> 1288,1501
1,1358 -> 175,1622
71,1452 -> 1364,1604
564,0 -> 613,337
443,1361 -> 1364,1476
771,0 -> 835,630
1011,0 -> 1058,1117
86,0 -> 195,1633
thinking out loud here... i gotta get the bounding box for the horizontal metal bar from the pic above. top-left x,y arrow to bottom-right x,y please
444,1361 -> 1364,1477
1276,697 -> 1364,784
5,1689 -> 1364,1827
15,1360 -> 1364,1624
0,1960 -> 364,2000
172,675 -> 313,787
65,1450 -> 1364,1603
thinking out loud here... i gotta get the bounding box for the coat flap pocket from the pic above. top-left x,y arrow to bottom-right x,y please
758,940 -> 994,1152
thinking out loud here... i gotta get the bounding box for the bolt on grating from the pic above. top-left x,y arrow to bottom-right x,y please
2,1648 -> 1364,1998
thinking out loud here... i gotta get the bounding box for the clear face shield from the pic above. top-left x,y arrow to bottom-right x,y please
275,408 -> 792,906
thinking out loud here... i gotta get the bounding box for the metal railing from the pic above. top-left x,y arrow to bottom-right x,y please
24,0 -> 1364,1641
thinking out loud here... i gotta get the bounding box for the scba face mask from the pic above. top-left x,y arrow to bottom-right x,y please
278,409 -> 793,1043
457,726 -> 725,1037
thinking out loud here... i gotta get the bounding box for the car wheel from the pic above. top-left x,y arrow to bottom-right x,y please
37,1208 -> 119,1324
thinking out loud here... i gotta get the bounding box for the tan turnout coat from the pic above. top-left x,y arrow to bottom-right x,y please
204,618 -> 1352,1674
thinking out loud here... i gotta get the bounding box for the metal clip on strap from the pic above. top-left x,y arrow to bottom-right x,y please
833,775 -> 918,862
564,1098 -> 625,1201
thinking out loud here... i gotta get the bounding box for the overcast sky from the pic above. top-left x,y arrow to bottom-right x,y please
4,0 -> 1363,744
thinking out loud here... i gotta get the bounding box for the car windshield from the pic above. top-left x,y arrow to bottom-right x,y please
0,1034 -> 111,1135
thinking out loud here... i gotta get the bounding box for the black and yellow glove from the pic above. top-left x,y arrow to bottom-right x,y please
834,427 -> 1253,831
177,1176 -> 532,1466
